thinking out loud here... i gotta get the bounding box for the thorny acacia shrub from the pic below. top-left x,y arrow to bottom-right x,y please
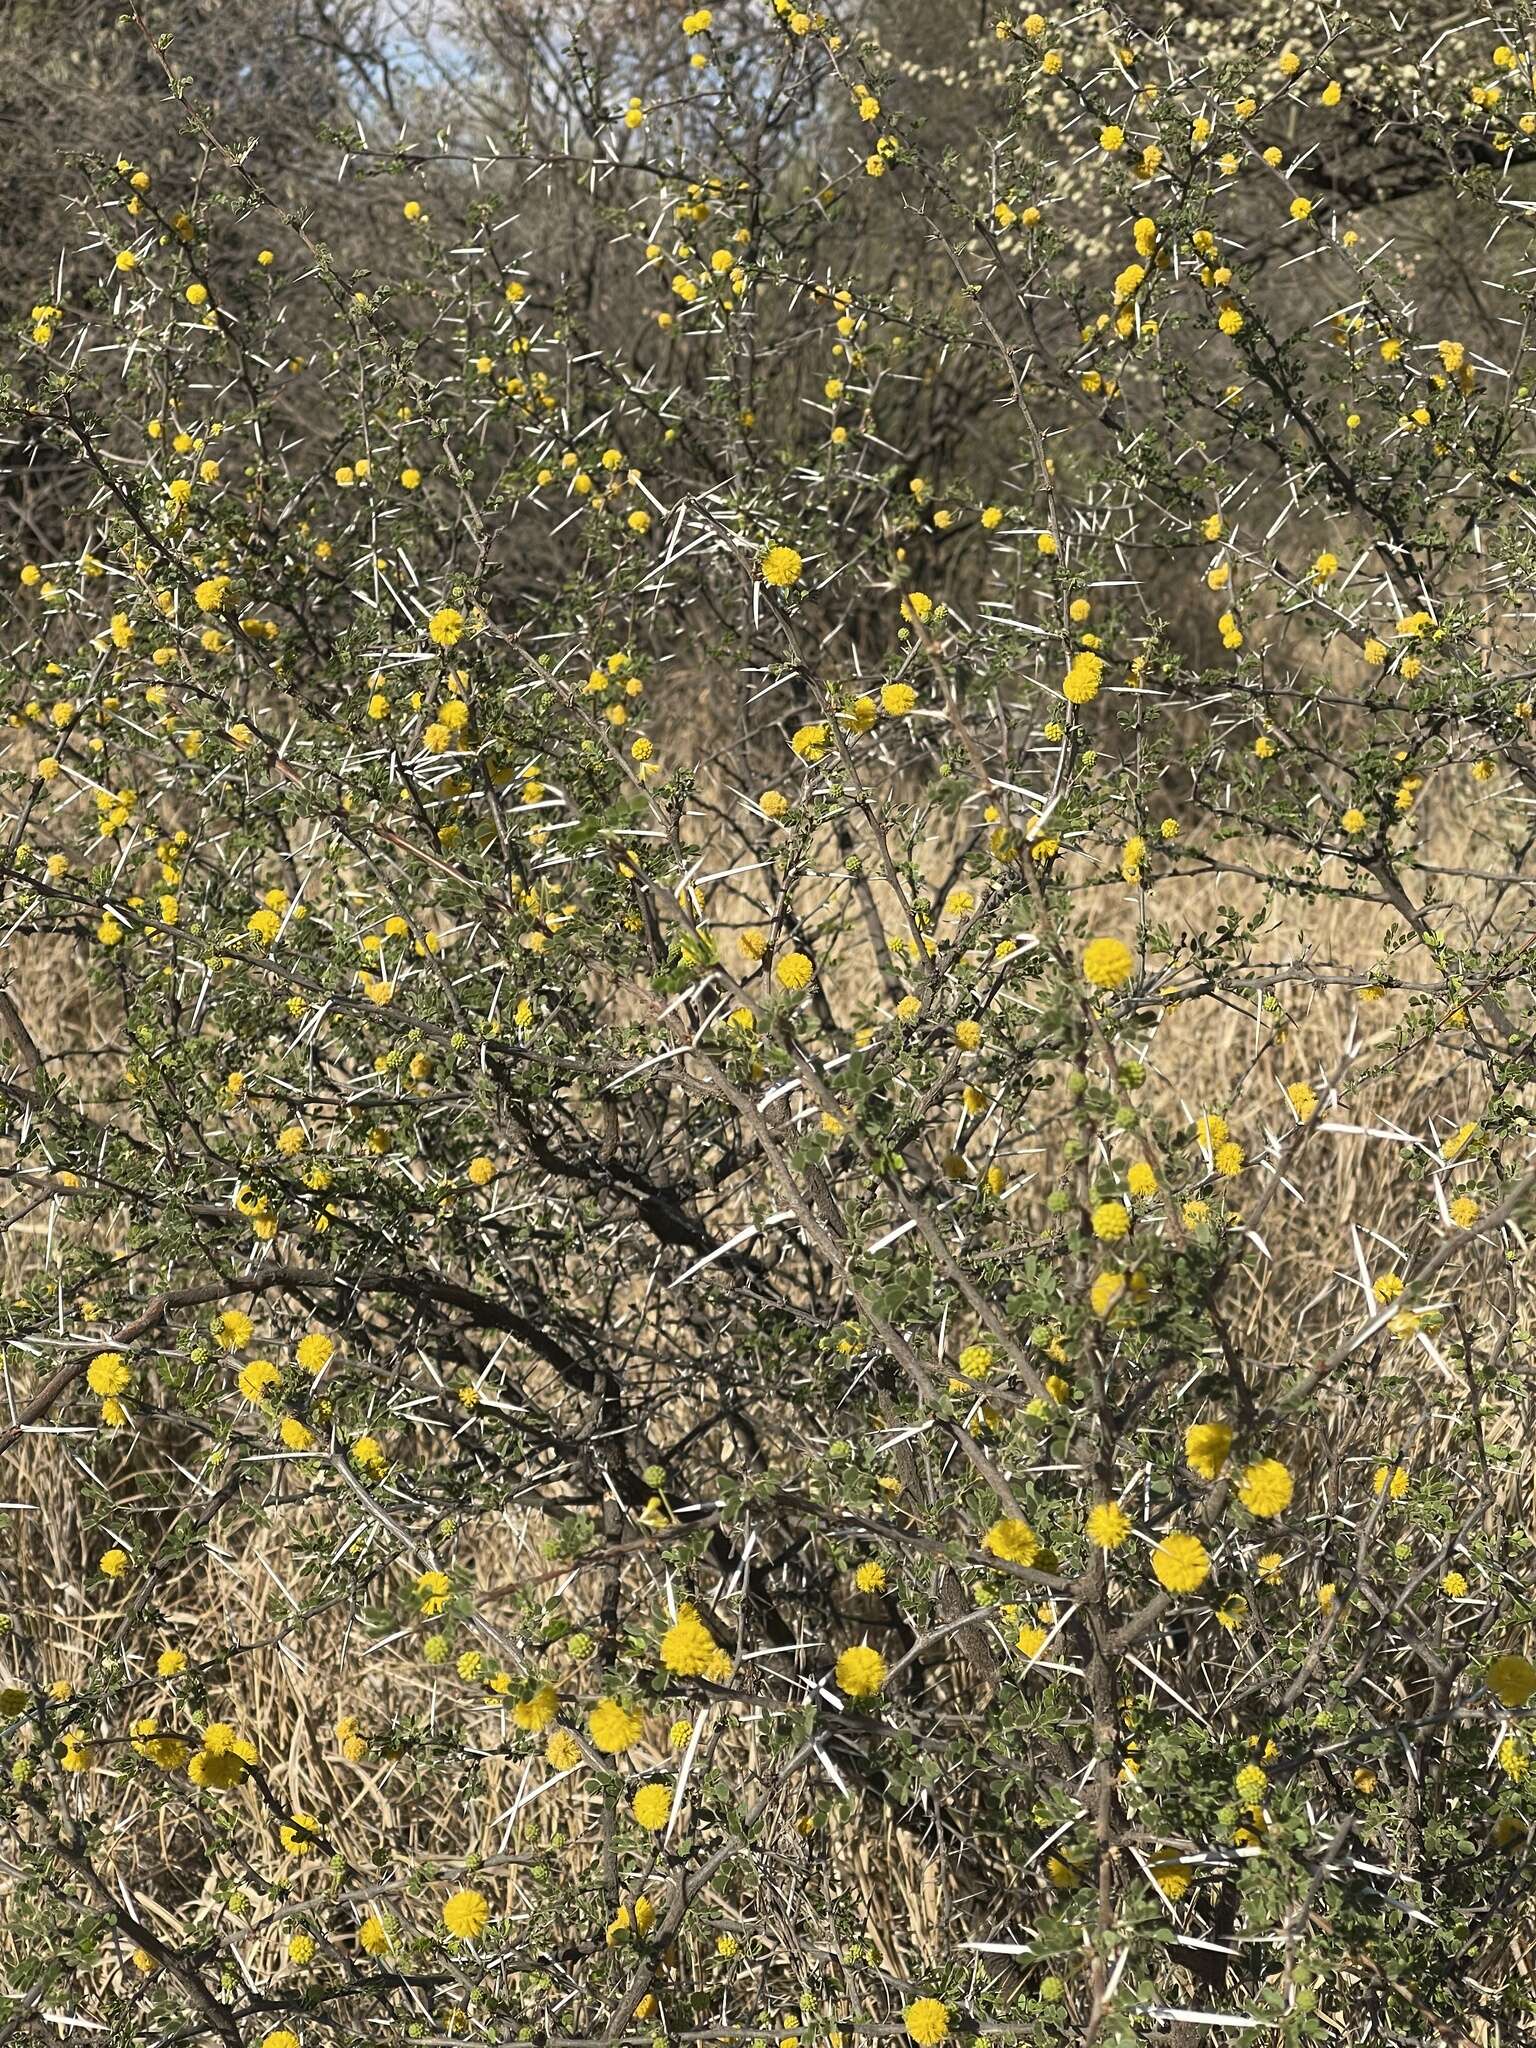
2,3 -> 1536,2044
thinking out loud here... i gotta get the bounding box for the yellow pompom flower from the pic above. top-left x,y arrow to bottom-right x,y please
87,1351 -> 131,1397
760,545 -> 803,588
279,1811 -> 321,1854
904,2000 -> 949,2047
776,951 -> 814,992
1086,1502 -> 1131,1550
1237,1458 -> 1294,1518
238,1358 -> 280,1403
1089,1270 -> 1126,1317
295,1331 -> 334,1374
588,1698 -> 644,1753
351,1435 -> 387,1480
660,1603 -> 717,1676
546,1727 -> 583,1770
185,1742 -> 244,1788
1063,649 -> 1103,703
512,1684 -> 559,1733
59,1727 -> 95,1772
606,1896 -> 656,1945
416,1569 -> 451,1615
1442,1121 -> 1479,1162
1082,935 -> 1134,989
1152,1531 -> 1211,1594
835,1644 -> 888,1697
982,1516 -> 1040,1566
1487,1654 -> 1536,1709
631,1782 -> 673,1830
212,1309 -> 254,1351
442,1889 -> 490,1939
1185,1420 -> 1232,1479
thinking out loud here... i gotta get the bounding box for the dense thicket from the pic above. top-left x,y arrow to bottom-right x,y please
2,6 -> 1535,2046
